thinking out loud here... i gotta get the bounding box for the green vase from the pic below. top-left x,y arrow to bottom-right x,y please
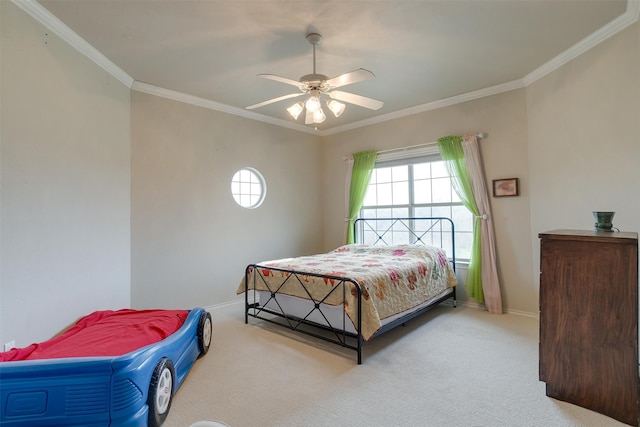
593,211 -> 615,231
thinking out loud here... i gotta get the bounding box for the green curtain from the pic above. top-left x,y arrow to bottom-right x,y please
437,136 -> 484,303
346,150 -> 378,244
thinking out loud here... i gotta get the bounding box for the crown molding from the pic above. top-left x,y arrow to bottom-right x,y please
12,0 -> 134,88
131,82 -> 319,135
523,0 -> 640,86
15,0 -> 639,135
319,79 -> 525,136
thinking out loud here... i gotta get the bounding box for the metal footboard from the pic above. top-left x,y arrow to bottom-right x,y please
244,265 -> 365,364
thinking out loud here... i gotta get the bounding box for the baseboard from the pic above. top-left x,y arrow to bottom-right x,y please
203,298 -> 244,313
442,299 -> 539,319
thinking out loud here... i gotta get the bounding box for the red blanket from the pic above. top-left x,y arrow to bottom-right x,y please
0,309 -> 188,361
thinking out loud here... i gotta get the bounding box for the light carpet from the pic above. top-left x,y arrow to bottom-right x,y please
164,303 -> 625,427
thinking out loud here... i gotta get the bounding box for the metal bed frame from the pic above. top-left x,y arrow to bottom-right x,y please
243,217 -> 457,364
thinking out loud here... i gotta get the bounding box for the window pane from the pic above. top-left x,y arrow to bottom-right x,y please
361,207 -> 394,220
368,170 -> 378,185
363,184 -> 376,206
432,205 -> 451,218
452,205 -> 473,232
455,232 -> 473,259
392,181 -> 409,204
414,206 -> 432,217
413,163 -> 430,180
376,167 -> 392,183
431,161 -> 448,178
377,182 -> 393,205
391,165 -> 408,181
451,188 -> 461,203
392,207 -> 409,218
376,208 -> 393,219
413,179 -> 431,204
432,177 -> 452,203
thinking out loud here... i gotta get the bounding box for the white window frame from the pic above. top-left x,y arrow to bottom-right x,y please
231,167 -> 266,209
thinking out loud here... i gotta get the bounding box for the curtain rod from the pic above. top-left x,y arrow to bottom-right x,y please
376,132 -> 488,155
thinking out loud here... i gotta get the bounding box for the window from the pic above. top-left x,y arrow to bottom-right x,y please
360,154 -> 473,260
231,167 -> 266,209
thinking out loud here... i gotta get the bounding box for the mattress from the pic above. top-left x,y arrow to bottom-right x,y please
1,309 -> 189,361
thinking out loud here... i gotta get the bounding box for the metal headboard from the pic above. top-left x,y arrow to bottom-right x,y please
353,217 -> 455,270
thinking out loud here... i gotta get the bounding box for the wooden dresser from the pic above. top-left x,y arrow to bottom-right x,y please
539,229 -> 639,426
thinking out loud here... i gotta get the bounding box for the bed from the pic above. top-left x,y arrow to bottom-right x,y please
0,307 -> 212,427
238,217 -> 458,364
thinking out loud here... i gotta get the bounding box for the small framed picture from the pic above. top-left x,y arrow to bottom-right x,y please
493,178 -> 519,197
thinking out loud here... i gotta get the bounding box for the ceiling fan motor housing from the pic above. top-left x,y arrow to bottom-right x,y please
299,74 -> 330,91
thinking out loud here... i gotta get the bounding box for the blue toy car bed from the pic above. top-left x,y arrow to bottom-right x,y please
0,307 -> 212,427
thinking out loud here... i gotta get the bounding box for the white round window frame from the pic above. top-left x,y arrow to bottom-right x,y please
230,167 -> 266,209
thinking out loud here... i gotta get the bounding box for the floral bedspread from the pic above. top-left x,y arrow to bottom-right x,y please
238,244 -> 458,341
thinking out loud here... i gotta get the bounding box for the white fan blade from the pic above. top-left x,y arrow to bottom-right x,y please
258,74 -> 303,87
329,90 -> 384,110
246,92 -> 305,110
325,69 -> 375,89
305,109 -> 314,125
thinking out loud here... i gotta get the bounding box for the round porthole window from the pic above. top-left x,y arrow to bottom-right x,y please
231,167 -> 266,209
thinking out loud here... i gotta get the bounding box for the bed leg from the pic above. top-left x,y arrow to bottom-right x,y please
244,288 -> 248,323
357,286 -> 363,365
356,331 -> 363,364
245,267 -> 251,323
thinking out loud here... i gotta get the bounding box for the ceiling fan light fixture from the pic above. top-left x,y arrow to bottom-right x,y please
305,95 -> 321,113
327,100 -> 345,117
287,102 -> 304,120
313,108 -> 326,124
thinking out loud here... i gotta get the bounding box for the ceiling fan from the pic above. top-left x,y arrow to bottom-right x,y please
247,33 -> 383,126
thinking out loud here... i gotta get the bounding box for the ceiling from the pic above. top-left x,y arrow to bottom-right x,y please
28,0 -> 635,134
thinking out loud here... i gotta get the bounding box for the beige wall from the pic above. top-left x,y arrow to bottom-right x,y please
130,92 -> 323,308
1,2 -> 131,346
527,21 -> 640,292
321,90 -> 535,314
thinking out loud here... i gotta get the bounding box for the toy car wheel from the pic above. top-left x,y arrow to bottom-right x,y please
198,311 -> 212,355
148,358 -> 175,427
